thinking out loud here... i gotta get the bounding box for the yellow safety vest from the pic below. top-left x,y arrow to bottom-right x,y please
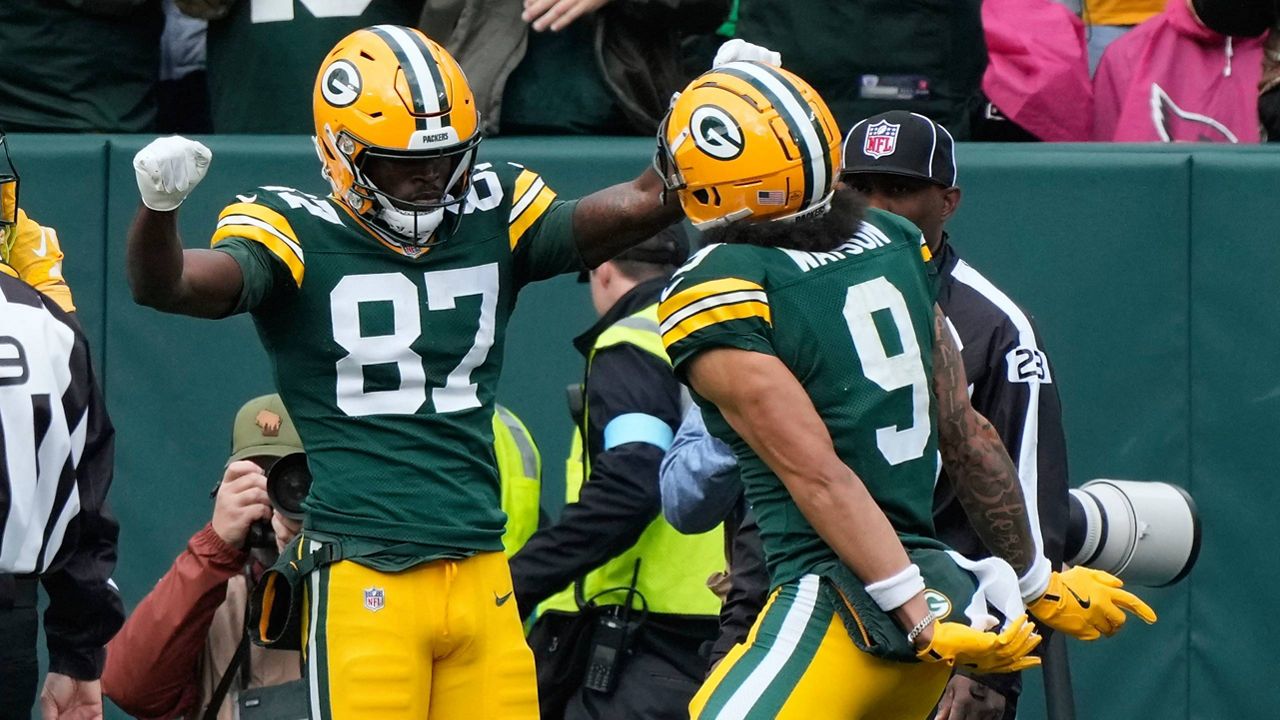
493,405 -> 542,558
540,304 -> 725,617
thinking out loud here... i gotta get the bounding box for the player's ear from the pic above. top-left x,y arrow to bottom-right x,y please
940,186 -> 962,223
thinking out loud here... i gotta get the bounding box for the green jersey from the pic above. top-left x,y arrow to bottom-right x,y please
659,208 -> 939,587
211,161 -> 579,553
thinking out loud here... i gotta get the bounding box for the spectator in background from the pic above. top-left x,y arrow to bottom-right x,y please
975,0 -> 1093,142
0,272 -> 122,720
726,0 -> 985,138
177,0 -> 421,133
0,0 -> 163,133
1092,0 -> 1266,143
1082,0 -> 1165,73
420,0 -> 729,136
1185,0 -> 1279,139
102,396 -> 543,719
159,0 -> 212,134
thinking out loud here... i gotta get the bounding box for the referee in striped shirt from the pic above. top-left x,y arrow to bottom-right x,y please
0,271 -> 123,719
842,111 -> 1070,720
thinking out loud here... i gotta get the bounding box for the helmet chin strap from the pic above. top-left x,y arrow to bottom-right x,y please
375,201 -> 446,242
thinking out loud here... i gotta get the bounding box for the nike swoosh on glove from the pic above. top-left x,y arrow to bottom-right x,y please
1028,566 -> 1158,641
917,615 -> 1042,674
133,136 -> 212,211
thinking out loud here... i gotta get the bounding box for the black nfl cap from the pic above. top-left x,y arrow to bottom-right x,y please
841,110 -> 957,187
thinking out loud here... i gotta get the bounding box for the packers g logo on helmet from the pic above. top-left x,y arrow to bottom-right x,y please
313,25 -> 481,251
655,62 -> 840,229
320,60 -> 362,108
689,106 -> 745,160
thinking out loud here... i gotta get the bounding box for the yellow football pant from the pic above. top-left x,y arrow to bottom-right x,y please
690,575 -> 951,720
302,550 -> 538,719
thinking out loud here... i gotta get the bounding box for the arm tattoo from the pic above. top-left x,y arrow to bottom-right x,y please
932,308 -> 1035,574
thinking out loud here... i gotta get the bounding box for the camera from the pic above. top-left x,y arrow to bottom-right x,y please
265,452 -> 312,521
1065,479 -> 1201,587
246,453 -> 313,549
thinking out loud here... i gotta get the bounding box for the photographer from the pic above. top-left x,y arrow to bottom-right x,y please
102,394 -> 304,720
102,394 -> 544,719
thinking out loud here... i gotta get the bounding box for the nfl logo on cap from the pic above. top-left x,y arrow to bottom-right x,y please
364,587 -> 385,612
863,120 -> 900,159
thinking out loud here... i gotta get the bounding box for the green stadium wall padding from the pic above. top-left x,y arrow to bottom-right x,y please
8,134 -> 1278,720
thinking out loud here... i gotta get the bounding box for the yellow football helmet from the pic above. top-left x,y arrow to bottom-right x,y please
654,62 -> 841,229
313,25 -> 480,247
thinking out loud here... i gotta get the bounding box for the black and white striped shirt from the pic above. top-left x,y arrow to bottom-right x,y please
0,273 -> 123,679
933,240 -> 1070,575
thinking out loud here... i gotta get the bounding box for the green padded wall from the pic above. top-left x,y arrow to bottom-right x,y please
6,134 -> 1276,720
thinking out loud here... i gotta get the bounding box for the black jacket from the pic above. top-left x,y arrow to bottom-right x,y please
509,277 -> 685,617
0,274 -> 124,679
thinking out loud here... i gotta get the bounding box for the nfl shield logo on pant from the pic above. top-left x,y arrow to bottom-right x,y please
364,587 -> 386,612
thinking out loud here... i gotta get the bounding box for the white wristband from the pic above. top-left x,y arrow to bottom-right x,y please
865,563 -> 926,612
1018,554 -> 1052,603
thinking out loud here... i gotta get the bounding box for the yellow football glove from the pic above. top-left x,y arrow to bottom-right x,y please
1027,566 -> 1158,641
916,615 -> 1043,674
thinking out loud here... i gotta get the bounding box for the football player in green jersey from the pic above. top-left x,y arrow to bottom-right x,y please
125,25 -> 688,720
654,58 -> 1152,719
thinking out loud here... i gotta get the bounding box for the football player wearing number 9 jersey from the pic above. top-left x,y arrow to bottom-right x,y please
654,62 -> 1058,719
125,25 -> 684,720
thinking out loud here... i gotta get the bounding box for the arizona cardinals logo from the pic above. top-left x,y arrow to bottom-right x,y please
1149,84 -> 1239,143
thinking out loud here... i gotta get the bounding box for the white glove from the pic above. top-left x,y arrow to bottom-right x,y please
133,136 -> 212,211
713,39 -> 781,68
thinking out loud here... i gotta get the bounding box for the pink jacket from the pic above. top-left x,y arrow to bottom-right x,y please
983,0 -> 1093,141
1092,0 -> 1263,142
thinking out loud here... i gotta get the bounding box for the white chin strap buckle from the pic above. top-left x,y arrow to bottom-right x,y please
378,205 -> 445,241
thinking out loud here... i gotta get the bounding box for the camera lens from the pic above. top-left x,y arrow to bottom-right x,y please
1065,479 -> 1201,587
266,453 -> 312,521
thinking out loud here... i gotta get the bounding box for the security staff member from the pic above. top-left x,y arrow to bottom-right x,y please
842,110 -> 1070,720
493,404 -> 545,557
510,227 -> 725,720
0,271 -> 123,719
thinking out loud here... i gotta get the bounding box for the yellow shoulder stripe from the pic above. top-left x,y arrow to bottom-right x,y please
658,278 -> 765,324
661,301 -> 773,347
512,168 -> 538,203
508,181 -> 558,251
212,202 -> 304,287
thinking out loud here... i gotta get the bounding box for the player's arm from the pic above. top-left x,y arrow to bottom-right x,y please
686,348 -> 1040,671
126,137 -> 244,318
931,304 -> 1037,576
572,164 -> 684,269
686,348 -> 935,637
933,306 -> 1157,639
